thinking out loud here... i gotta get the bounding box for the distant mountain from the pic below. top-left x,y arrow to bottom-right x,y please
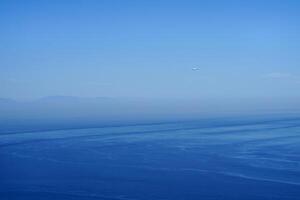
1,96 -> 299,134
36,96 -> 122,104
38,95 -> 82,101
0,96 -> 192,134
0,98 -> 16,105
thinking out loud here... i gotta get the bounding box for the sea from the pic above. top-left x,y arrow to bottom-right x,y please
1,117 -> 300,199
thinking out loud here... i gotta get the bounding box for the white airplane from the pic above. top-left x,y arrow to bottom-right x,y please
192,67 -> 201,70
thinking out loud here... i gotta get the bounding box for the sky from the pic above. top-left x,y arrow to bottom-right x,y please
1,0 -> 300,103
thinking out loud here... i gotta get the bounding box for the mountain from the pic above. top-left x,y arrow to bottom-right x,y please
1,96 -> 299,134
0,98 -> 16,105
0,96 -> 193,134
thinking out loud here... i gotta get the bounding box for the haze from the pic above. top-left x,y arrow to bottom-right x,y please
1,0 -> 300,131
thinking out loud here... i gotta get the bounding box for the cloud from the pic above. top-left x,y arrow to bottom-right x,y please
265,72 -> 292,79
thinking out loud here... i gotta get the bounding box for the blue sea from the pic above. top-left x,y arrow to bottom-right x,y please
1,117 -> 300,199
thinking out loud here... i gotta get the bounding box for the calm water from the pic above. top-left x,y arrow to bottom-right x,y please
1,118 -> 300,199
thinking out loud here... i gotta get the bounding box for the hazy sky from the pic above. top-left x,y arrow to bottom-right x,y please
1,0 -> 300,101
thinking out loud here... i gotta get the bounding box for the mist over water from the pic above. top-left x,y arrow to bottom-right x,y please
1,96 -> 300,133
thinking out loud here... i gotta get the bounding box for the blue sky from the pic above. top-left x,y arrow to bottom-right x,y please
1,0 -> 300,101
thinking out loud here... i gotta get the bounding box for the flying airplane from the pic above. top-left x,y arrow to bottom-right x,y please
192,67 -> 201,70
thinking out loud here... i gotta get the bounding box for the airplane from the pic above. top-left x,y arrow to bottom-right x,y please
192,67 -> 201,70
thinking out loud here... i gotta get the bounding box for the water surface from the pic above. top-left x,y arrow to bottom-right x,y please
1,118 -> 300,199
